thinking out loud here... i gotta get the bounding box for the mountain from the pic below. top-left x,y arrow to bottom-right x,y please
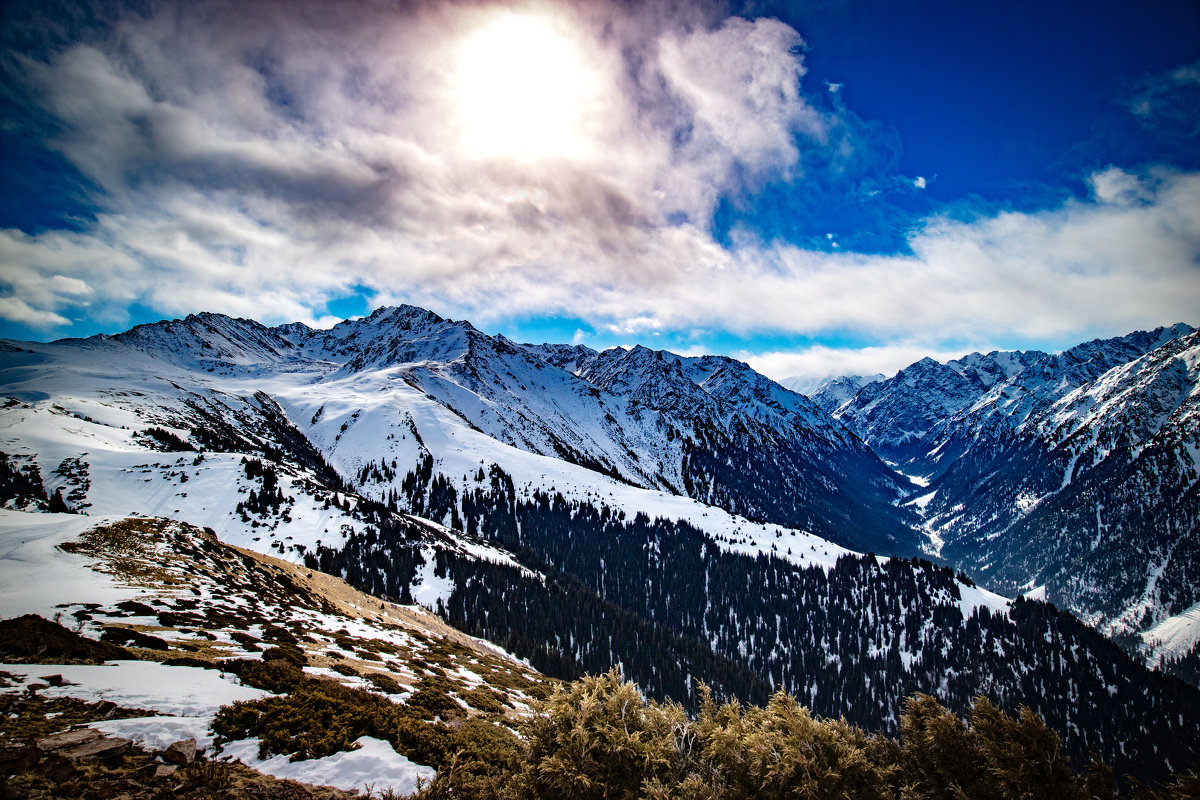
819,349 -> 1047,473
924,329 -> 1200,637
2,307 -> 1199,782
524,342 -> 918,553
821,324 -> 1200,678
827,325 -> 1194,482
803,373 -> 884,414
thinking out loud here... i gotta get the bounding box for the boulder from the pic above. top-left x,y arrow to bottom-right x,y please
162,737 -> 197,765
40,754 -> 81,783
59,736 -> 132,761
0,745 -> 40,774
35,728 -> 101,752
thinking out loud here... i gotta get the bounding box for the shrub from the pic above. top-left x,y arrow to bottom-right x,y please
367,672 -> 403,695
260,644 -> 307,666
212,679 -> 457,768
220,658 -> 305,694
0,614 -> 132,663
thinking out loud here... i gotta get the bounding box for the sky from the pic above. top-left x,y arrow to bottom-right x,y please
0,0 -> 1198,382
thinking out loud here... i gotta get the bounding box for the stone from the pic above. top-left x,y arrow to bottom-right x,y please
0,745 -> 40,774
154,763 -> 178,779
35,728 -> 101,752
162,737 -> 197,765
40,754 -> 81,783
59,736 -> 132,761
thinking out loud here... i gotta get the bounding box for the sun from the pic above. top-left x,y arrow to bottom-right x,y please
453,11 -> 600,161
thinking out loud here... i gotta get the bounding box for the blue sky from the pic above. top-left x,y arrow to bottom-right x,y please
1,0 -> 1198,380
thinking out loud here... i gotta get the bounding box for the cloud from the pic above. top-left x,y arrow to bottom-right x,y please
0,297 -> 70,328
742,343 -> 976,383
0,0 -> 1197,359
1129,60 -> 1200,130
1088,166 -> 1150,205
657,17 -> 823,179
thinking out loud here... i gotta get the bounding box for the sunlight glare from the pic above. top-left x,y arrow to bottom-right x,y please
454,11 -> 600,161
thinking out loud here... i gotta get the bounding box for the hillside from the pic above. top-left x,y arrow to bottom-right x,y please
0,510 -> 548,794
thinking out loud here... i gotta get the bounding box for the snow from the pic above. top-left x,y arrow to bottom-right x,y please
904,473 -> 931,489
1142,600 -> 1200,666
0,509 -> 137,619
0,661 -> 270,717
0,661 -> 436,794
1021,584 -> 1048,602
409,545 -> 456,609
92,715 -> 219,751
1,310 -> 876,585
906,491 -> 937,511
957,583 -> 1012,620
220,736 -> 435,796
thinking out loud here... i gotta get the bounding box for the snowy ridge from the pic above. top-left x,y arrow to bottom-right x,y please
802,373 -> 884,414
2,305 -> 918,561
910,327 -> 1200,657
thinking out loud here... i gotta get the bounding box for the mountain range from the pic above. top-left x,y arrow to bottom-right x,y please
2,306 -> 1199,782
810,323 -> 1200,670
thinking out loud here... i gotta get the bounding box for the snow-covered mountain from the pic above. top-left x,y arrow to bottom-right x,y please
820,323 -> 1200,678
524,342 -> 918,553
816,349 -> 1047,471
802,373 -> 884,414
3,307 -> 1200,781
0,305 -> 919,555
927,329 -> 1200,636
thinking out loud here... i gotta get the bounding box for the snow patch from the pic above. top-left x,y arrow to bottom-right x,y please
906,491 -> 937,511
1142,600 -> 1200,666
0,661 -> 271,717
0,510 -> 137,619
220,736 -> 434,796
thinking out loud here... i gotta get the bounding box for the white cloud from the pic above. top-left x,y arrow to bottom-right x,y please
0,297 -> 70,328
1088,166 -> 1149,205
913,176 -> 926,189
657,17 -> 823,180
742,343 -> 986,383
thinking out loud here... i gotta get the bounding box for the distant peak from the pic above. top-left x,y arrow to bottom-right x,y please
363,304 -> 445,324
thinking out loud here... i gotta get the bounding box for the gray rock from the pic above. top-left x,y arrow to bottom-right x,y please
59,735 -> 132,761
35,728 -> 101,752
162,737 -> 197,765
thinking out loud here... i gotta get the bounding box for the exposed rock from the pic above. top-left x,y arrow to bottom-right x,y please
0,744 -> 41,774
59,735 -> 132,761
162,737 -> 197,765
40,753 -> 81,782
35,727 -> 101,752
